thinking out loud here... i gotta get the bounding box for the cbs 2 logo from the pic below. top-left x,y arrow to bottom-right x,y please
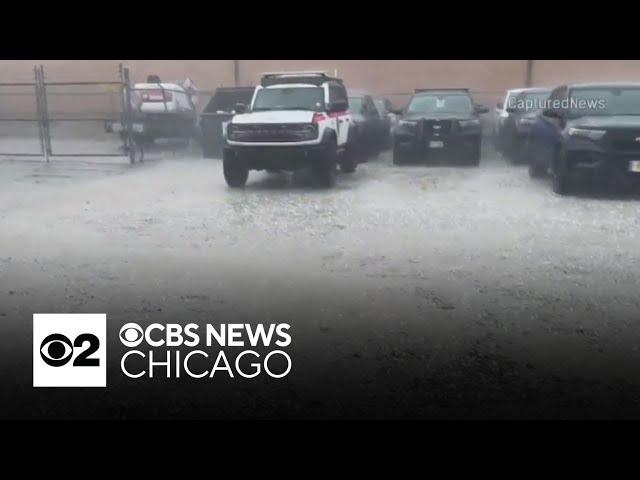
40,333 -> 101,367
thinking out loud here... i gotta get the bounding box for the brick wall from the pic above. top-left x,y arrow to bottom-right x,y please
2,60 -> 640,115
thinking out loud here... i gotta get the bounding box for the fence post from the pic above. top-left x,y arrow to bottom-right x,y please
525,60 -> 534,88
34,66 -> 47,162
121,66 -> 136,164
38,65 -> 52,162
233,60 -> 240,86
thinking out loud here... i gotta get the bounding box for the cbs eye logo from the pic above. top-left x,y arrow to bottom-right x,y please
119,323 -> 144,347
40,333 -> 100,367
33,314 -> 107,387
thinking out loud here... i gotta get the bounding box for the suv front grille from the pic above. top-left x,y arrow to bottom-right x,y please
228,123 -> 318,142
421,119 -> 453,138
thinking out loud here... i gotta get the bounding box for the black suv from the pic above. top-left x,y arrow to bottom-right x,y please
496,87 -> 550,163
200,86 -> 255,158
527,83 -> 640,194
392,89 -> 488,166
348,90 -> 383,158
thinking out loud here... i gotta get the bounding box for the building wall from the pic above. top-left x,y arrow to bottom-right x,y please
532,60 -> 640,86
2,60 -> 640,114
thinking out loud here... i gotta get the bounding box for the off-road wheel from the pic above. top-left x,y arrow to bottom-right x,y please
339,142 -> 358,173
313,142 -> 337,188
223,151 -> 249,188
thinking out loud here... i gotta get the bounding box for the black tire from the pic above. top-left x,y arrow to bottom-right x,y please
313,141 -> 337,188
340,130 -> 359,173
468,139 -> 481,166
552,149 -> 572,195
339,153 -> 357,173
552,170 -> 571,195
223,152 -> 249,188
525,135 -> 546,178
359,133 -> 372,163
528,162 -> 546,178
393,145 -> 407,165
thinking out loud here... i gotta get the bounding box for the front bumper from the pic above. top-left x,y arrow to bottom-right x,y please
394,131 -> 481,157
565,149 -> 640,179
224,144 -> 329,171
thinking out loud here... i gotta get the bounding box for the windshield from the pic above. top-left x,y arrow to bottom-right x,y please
252,87 -> 325,112
569,88 -> 640,117
407,94 -> 473,114
349,97 -> 364,112
205,89 -> 254,113
508,91 -> 550,112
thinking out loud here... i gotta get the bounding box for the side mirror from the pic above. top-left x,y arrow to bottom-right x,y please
390,107 -> 403,115
496,101 -> 504,109
475,105 -> 489,114
542,108 -> 560,118
234,103 -> 247,114
506,107 -> 518,114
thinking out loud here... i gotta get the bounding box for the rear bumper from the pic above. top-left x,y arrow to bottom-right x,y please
224,144 -> 329,171
141,113 -> 195,138
107,113 -> 196,139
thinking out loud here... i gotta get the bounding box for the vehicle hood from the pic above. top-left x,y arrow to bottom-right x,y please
232,110 -> 314,124
400,112 -> 475,121
568,115 -> 640,129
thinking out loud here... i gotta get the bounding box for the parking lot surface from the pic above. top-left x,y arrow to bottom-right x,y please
2,147 -> 640,418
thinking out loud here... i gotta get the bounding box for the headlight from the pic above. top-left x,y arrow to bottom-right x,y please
567,128 -> 606,141
226,124 -> 238,140
459,119 -> 480,129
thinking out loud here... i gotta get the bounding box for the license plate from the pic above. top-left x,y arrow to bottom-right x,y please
629,160 -> 640,173
429,140 -> 444,149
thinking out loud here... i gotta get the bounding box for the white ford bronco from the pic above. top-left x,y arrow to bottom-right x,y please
223,71 -> 357,187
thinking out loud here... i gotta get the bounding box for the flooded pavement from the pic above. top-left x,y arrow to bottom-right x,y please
3,147 -> 640,419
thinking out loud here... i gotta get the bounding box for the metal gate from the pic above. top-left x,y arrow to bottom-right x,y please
0,64 -> 138,164
0,66 -> 46,158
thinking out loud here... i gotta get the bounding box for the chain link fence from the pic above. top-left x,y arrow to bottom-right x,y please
0,64 -> 138,163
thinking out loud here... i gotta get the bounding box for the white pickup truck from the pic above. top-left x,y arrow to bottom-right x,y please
222,71 -> 359,188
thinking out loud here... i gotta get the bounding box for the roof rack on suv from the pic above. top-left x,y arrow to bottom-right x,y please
414,88 -> 470,93
261,71 -> 343,87
262,71 -> 328,77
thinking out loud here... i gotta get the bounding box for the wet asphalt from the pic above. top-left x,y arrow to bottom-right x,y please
2,144 -> 640,419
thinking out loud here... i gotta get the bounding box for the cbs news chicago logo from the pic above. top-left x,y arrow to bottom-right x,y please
33,313 -> 107,387
33,315 -> 292,387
